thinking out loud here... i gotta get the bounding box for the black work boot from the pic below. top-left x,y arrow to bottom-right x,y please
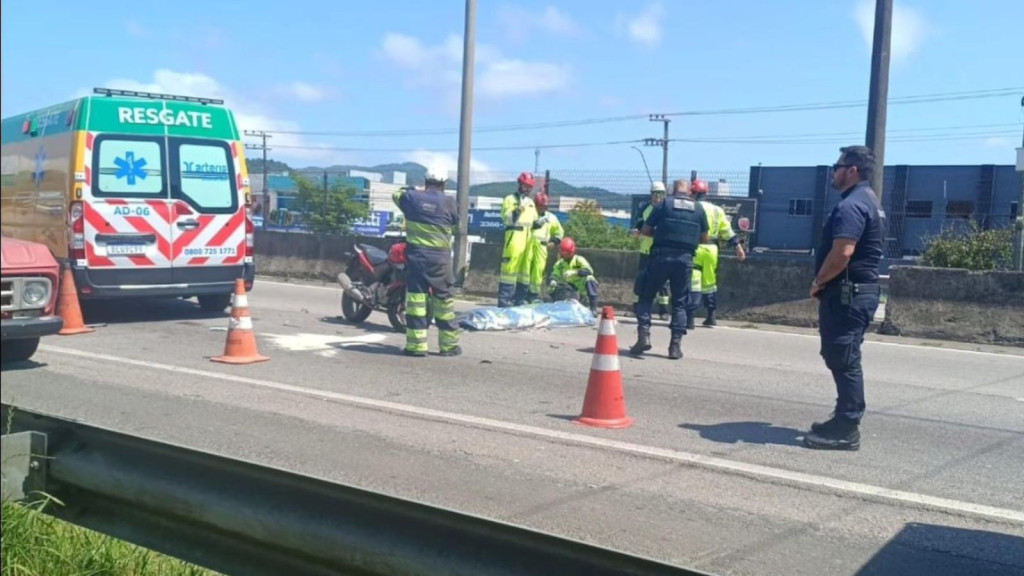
702,310 -> 717,327
629,330 -> 652,356
667,335 -> 683,360
810,412 -> 838,434
804,418 -> 860,451
439,346 -> 463,357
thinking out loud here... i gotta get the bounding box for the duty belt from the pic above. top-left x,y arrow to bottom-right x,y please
505,225 -> 524,231
823,282 -> 881,294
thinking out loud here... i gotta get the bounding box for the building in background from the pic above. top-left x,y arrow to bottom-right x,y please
749,164 -> 1020,257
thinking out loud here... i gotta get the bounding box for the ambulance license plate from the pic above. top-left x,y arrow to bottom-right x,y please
107,244 -> 146,255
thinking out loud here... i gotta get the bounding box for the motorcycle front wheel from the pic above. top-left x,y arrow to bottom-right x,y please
341,290 -> 374,323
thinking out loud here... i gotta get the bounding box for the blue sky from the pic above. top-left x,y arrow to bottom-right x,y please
2,0 -> 1022,181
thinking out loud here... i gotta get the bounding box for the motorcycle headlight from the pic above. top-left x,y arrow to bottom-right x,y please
22,280 -> 51,307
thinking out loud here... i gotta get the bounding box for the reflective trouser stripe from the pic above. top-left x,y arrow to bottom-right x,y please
406,291 -> 430,353
528,240 -> 548,294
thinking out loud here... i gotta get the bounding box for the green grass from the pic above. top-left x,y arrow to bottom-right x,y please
2,497 -> 219,576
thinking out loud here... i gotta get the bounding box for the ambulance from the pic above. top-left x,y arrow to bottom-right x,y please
0,88 -> 256,312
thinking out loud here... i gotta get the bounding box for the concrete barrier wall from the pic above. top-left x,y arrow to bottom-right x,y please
881,266 -> 1024,346
254,231 -> 1024,346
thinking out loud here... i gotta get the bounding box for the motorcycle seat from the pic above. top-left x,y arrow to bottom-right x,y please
359,244 -> 389,266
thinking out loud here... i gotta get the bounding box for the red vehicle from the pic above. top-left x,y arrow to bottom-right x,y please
336,241 -> 414,333
1,237 -> 64,363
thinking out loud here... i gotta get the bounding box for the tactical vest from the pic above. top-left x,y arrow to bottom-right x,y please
652,196 -> 701,252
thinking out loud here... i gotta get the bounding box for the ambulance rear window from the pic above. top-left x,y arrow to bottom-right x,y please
95,137 -> 166,196
176,143 -> 235,211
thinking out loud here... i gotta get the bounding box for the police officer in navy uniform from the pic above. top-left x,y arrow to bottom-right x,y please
805,146 -> 884,451
631,179 -> 710,360
392,165 -> 462,358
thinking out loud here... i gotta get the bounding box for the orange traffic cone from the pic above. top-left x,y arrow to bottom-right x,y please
211,279 -> 269,365
574,306 -> 633,429
56,265 -> 94,336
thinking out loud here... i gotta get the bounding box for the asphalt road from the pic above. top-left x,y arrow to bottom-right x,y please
3,277 -> 1023,576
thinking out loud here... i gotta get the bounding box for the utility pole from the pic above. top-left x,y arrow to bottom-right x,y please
453,0 -> 477,287
649,114 -> 670,184
864,0 -> 892,201
244,130 -> 272,229
1013,95 -> 1024,270
534,147 -> 540,174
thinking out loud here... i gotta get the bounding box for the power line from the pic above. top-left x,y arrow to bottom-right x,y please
249,87 -> 1023,138
258,129 -> 1015,153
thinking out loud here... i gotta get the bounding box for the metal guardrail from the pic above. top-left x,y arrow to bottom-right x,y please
1,403 -> 715,576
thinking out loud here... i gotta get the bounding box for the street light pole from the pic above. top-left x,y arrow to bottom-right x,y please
865,0 -> 893,202
1012,95 -> 1024,270
453,0 -> 477,286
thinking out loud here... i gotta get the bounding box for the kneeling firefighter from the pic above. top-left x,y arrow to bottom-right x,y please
548,237 -> 599,315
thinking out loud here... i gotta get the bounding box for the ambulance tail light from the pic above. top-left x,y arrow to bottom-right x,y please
245,206 -> 254,258
70,202 -> 85,261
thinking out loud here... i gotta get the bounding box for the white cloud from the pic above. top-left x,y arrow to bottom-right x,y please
379,32 -> 569,101
983,136 -> 1014,149
615,3 -> 666,47
404,149 -> 501,184
281,81 -> 327,103
78,69 -> 347,166
498,5 -> 581,42
854,0 -> 928,61
125,20 -> 147,38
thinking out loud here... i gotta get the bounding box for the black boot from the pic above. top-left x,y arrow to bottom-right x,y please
668,335 -> 683,360
629,329 -> 652,356
702,310 -> 717,327
588,296 -> 599,316
804,417 -> 860,451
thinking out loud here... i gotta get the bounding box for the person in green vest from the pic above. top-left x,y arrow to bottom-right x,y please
526,191 -> 564,303
548,237 -> 599,315
691,179 -> 747,327
632,181 -> 670,319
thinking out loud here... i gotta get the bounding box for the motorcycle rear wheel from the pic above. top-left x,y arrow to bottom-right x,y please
341,290 -> 373,323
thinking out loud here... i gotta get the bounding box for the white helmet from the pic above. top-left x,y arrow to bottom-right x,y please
425,164 -> 448,184
650,181 -> 666,194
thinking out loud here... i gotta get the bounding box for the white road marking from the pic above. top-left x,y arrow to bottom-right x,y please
257,279 -> 1023,359
39,344 -> 1024,526
262,332 -> 388,358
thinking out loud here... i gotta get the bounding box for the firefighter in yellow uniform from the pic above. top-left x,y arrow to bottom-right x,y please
691,179 -> 746,327
548,237 -> 599,315
526,191 -> 564,303
498,172 -> 538,307
632,181 -> 670,319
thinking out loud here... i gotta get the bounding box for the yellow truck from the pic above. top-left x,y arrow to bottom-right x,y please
1,87 -> 256,312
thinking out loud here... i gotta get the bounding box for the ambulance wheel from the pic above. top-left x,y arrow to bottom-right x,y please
198,294 -> 232,313
1,338 -> 40,364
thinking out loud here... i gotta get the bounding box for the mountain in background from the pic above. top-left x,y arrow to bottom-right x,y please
246,158 -> 629,207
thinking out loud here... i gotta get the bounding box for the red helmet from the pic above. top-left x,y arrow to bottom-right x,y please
517,172 -> 535,188
559,237 -> 576,258
387,242 -> 407,265
692,179 -> 709,195
535,191 -> 550,208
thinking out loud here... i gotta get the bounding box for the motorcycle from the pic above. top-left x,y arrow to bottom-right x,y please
336,241 -> 414,333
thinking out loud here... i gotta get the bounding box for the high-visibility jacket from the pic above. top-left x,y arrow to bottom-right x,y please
392,187 -> 457,250
701,202 -> 739,248
551,254 -> 597,294
635,203 -> 657,255
531,212 -> 564,244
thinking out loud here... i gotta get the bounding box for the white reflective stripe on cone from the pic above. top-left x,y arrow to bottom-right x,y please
229,315 -> 253,331
233,294 -> 249,308
598,319 -> 616,336
590,353 -> 620,372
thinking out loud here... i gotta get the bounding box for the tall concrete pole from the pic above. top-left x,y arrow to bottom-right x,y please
864,0 -> 892,201
1012,95 -> 1024,270
452,0 -> 477,286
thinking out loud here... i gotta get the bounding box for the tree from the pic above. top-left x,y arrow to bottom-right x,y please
291,172 -> 369,235
920,220 -> 1012,271
562,200 -> 640,251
